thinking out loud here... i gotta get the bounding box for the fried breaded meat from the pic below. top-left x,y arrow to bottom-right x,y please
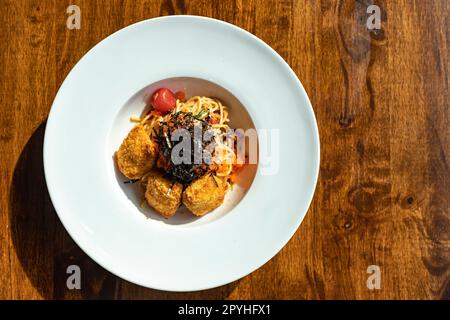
182,174 -> 227,216
116,125 -> 158,179
145,171 -> 183,218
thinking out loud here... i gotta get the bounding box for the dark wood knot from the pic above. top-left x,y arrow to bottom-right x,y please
339,115 -> 353,129
356,139 -> 365,157
348,183 -> 391,215
400,195 -> 416,209
369,28 -> 385,41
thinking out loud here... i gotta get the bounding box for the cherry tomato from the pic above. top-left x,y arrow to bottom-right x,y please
208,117 -> 218,124
150,88 -> 176,113
174,90 -> 186,102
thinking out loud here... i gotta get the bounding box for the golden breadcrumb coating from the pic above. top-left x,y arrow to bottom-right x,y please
145,171 -> 183,218
182,174 -> 227,216
116,125 -> 157,179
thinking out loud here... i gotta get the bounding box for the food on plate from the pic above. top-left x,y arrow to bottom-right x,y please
116,87 -> 244,218
144,171 -> 183,217
182,174 -> 228,216
150,88 -> 177,113
116,125 -> 158,179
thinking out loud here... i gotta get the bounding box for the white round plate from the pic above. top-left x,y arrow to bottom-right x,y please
44,16 -> 320,292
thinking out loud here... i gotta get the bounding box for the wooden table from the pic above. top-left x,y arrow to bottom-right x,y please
0,0 -> 448,300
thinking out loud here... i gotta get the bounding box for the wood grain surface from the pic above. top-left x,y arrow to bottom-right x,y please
0,0 -> 448,300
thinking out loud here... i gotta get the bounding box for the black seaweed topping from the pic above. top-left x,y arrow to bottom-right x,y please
156,112 -> 213,185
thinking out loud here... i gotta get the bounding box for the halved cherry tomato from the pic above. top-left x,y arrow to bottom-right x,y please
174,90 -> 186,102
150,88 -> 176,113
229,173 -> 238,184
233,163 -> 244,170
216,164 -> 230,176
209,117 -> 218,124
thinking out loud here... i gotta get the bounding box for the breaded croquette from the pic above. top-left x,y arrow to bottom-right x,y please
145,171 -> 183,218
116,125 -> 158,179
182,174 -> 227,216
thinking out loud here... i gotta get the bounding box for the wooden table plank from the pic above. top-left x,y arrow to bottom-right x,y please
0,0 -> 448,299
